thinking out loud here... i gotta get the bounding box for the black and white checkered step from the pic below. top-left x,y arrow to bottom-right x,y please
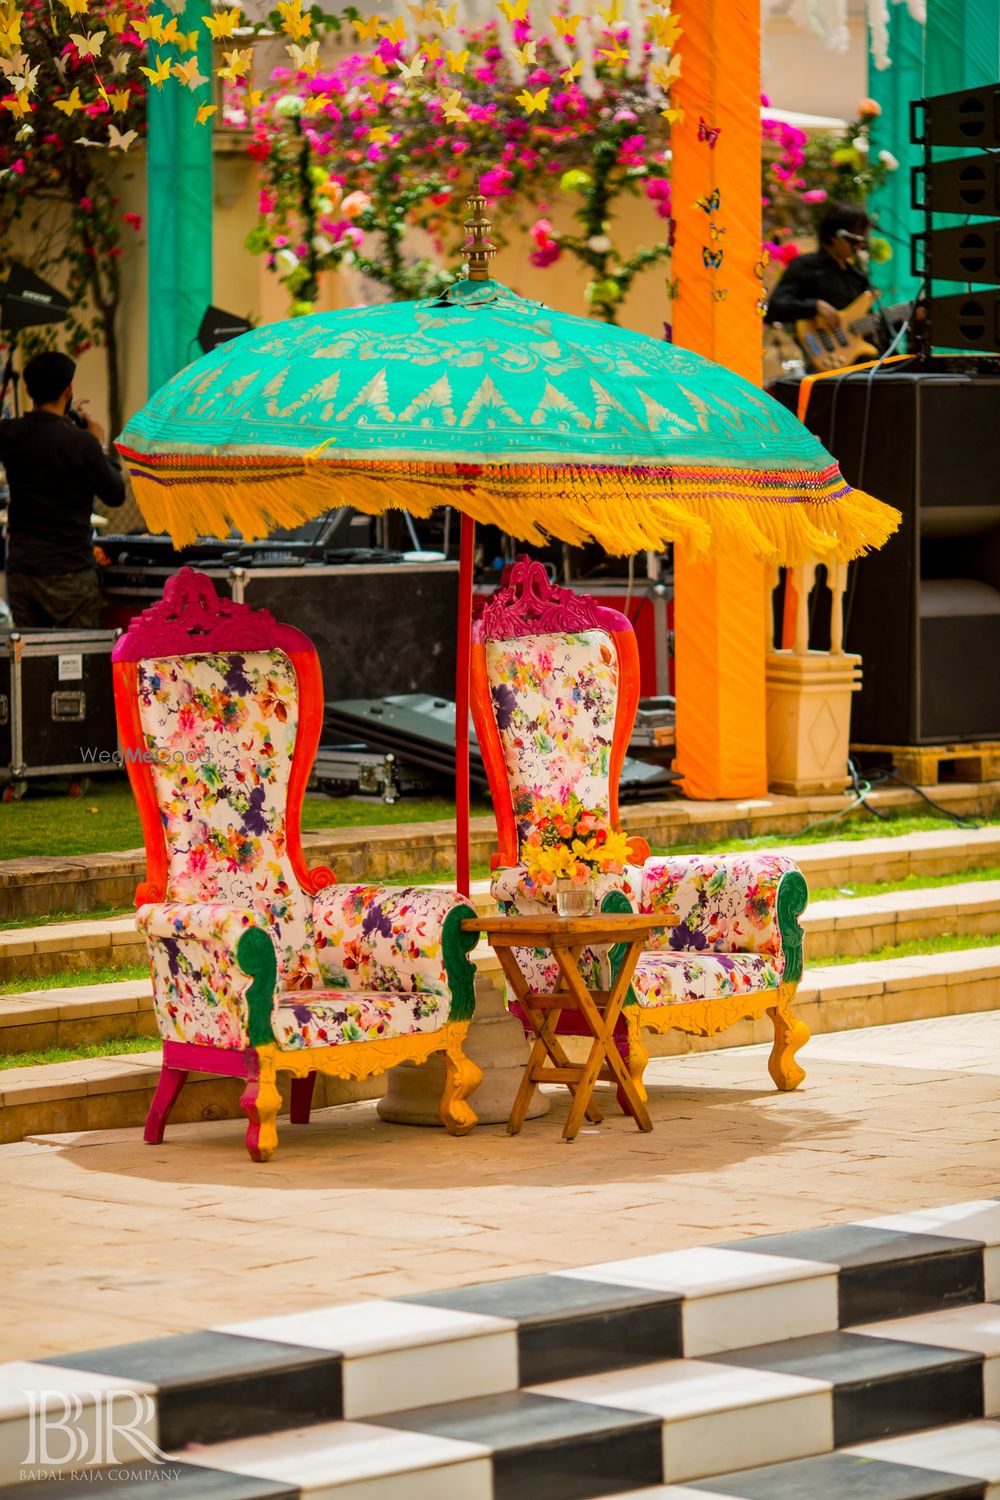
3,1200 -> 998,1498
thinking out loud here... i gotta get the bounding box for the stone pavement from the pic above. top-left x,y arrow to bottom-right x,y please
0,1011 -> 997,1363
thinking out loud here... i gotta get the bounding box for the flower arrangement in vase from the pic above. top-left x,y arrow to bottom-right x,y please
522,796 -> 631,917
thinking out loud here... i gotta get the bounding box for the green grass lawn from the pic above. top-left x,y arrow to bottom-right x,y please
811,864 -> 1000,903
0,961 -> 149,996
0,1035 -> 156,1070
0,777 -> 491,861
809,931 -> 1000,967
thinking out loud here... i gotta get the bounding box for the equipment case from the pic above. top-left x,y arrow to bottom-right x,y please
0,629 -> 120,796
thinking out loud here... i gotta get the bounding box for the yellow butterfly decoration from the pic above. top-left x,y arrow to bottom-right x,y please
552,13 -> 583,41
9,64 -> 39,94
445,48 -> 468,73
58,0 -> 90,15
216,46 -> 252,79
108,86 -> 130,112
596,0 -> 622,22
422,37 -> 442,61
396,51 -> 426,81
172,56 -> 207,87
287,38 -> 320,73
194,103 -> 216,125
380,15 -> 406,42
175,29 -> 201,52
0,9 -> 23,50
651,55 -> 682,89
110,49 -> 130,73
302,91 -> 330,114
352,15 -> 381,40
202,7 -> 239,39
435,4 -> 456,24
3,91 -> 31,118
53,84 -> 84,113
133,13 -> 163,40
369,124 -> 392,143
408,0 -> 436,20
366,78 -> 389,102
159,15 -> 180,43
276,0 -> 310,40
108,122 -> 138,149
104,11 -> 126,33
516,85 -> 549,114
245,88 -> 263,106
369,52 -> 389,74
512,39 -> 537,66
661,106 -> 686,124
498,0 -> 527,21
598,39 -> 628,61
71,29 -> 104,56
648,11 -> 682,47
139,53 -> 171,87
561,58 -> 583,82
440,87 -> 466,122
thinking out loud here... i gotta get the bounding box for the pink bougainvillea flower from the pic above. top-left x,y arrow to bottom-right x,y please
78,193 -> 92,208
122,212 -> 142,230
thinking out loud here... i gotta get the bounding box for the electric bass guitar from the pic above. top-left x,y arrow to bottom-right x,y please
794,291 -> 909,373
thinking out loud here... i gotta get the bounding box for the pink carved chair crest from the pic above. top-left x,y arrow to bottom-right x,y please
113,567 -> 482,1161
470,556 -> 811,1104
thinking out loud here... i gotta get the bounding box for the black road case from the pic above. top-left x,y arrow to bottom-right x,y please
0,629 -> 120,796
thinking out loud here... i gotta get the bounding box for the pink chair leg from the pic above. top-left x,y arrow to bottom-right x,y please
289,1072 -> 317,1125
144,1064 -> 188,1144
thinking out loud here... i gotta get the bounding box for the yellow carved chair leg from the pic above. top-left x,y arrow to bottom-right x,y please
439,1028 -> 483,1136
626,1015 -> 651,1105
767,984 -> 810,1091
241,1047 -> 282,1162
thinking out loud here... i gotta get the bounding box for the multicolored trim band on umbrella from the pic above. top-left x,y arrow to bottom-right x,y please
117,445 -> 898,564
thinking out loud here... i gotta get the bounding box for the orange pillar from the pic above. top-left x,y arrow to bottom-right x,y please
671,0 -> 769,799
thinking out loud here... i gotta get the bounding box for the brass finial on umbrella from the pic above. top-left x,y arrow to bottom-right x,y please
464,179 -> 497,282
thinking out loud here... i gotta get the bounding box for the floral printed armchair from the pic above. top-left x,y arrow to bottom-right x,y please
470,557 -> 809,1101
112,568 -> 480,1161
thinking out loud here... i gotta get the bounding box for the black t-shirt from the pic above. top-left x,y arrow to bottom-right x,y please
0,409 -> 126,575
765,249 -> 872,326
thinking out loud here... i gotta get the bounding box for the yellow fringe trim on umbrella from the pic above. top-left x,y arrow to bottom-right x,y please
122,457 -> 900,566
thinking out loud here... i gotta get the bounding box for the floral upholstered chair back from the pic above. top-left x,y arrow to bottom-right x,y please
112,568 -> 325,991
471,557 -> 641,868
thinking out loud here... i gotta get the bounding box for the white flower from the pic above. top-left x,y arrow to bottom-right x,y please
311,234 -> 333,256
878,149 -> 900,171
274,93 -> 303,119
852,134 -> 870,154
275,247 -> 299,274
587,234 -> 613,253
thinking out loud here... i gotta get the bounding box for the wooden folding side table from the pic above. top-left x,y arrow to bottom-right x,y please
462,912 -> 656,1142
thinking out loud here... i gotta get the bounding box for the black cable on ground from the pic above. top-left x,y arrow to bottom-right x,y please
778,756 -> 981,843
863,764 -> 982,830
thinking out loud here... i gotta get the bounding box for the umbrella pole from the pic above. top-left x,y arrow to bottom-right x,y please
456,512 -> 475,896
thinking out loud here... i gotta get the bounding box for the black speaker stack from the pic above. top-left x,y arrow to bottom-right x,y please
788,80 -> 1000,753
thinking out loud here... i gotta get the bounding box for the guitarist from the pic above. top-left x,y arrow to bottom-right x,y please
766,203 -> 891,358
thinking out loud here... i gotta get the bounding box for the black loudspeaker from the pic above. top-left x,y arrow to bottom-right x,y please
803,362 -> 1000,744
0,263 -> 70,333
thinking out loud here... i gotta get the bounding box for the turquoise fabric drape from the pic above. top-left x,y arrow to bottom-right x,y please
867,4 -> 925,304
146,0 -> 214,398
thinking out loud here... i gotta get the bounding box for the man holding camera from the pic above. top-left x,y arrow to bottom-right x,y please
1,351 -> 125,628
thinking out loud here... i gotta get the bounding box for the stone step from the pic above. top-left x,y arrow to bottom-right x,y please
2,1197 -> 996,1493
5,828 -> 1000,982
1,945 -> 997,1139
803,877 -> 1000,958
2,780 -> 997,923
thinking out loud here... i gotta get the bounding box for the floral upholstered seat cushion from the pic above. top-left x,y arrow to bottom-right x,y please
272,989 -> 447,1049
485,629 -> 620,851
136,649 -> 321,990
640,854 -> 796,966
311,885 -> 457,996
630,949 -> 783,1007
